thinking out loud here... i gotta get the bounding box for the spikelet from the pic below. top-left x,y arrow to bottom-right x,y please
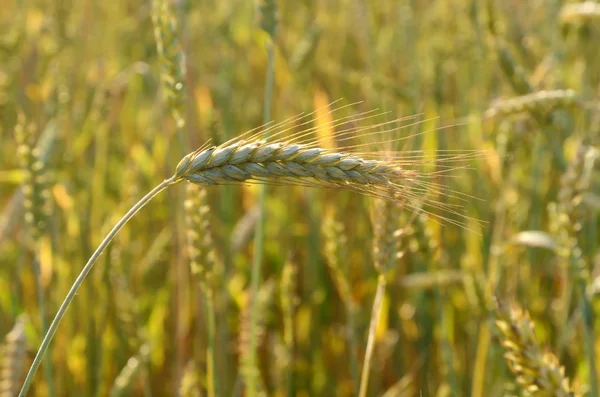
109,344 -> 151,397
495,302 -> 578,397
151,0 -> 186,127
239,280 -> 275,397
14,114 -> 51,245
560,2 -> 600,25
484,90 -> 580,120
0,316 -> 27,397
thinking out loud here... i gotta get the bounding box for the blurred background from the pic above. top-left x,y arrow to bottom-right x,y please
1,0 -> 600,396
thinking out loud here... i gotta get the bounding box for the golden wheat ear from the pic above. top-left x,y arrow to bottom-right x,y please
174,105 -> 487,230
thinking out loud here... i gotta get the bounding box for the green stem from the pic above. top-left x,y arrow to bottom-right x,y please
247,37 -> 275,396
32,254 -> 55,397
359,275 -> 387,397
204,286 -> 218,397
578,278 -> 599,396
347,302 -> 360,394
19,177 -> 175,397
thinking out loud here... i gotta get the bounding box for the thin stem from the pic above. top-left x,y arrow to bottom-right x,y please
204,286 -> 218,397
347,302 -> 360,393
19,177 -> 175,397
32,254 -> 55,397
577,278 -> 599,396
247,36 -> 275,396
359,274 -> 387,397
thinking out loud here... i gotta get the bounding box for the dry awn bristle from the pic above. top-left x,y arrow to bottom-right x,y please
172,106 -> 485,228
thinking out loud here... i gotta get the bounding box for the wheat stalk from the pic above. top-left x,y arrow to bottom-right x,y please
184,183 -> 222,397
19,105 -> 482,395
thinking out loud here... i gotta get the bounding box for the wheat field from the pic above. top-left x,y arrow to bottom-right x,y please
1,0 -> 600,396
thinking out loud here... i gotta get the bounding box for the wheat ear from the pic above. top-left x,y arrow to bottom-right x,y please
495,301 -> 578,397
1,316 -> 27,397
175,140 -> 417,187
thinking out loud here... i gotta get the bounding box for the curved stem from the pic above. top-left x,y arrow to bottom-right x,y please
359,274 -> 386,397
19,177 -> 176,397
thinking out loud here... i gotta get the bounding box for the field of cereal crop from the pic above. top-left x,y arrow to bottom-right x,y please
1,1 -> 600,396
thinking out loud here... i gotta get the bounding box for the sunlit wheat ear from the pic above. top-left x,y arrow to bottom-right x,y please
173,105 -> 486,229
494,301 -> 579,397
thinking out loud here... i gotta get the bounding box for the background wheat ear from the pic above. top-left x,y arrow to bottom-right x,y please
494,300 -> 579,397
1,316 -> 27,397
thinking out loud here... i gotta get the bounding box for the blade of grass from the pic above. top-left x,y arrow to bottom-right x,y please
358,274 -> 386,397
